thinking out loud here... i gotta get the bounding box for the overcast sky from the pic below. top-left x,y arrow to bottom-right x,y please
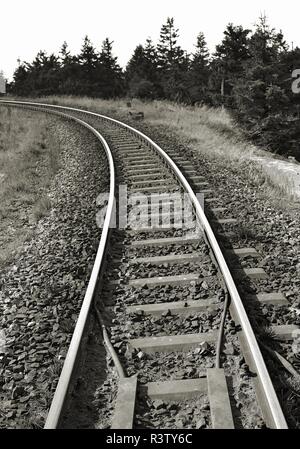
1,0 -> 299,80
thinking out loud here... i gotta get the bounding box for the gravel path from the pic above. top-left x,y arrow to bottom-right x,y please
0,114 -> 109,428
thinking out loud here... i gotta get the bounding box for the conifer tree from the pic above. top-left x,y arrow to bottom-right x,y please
59,41 -> 73,66
233,15 -> 289,122
157,17 -> 189,100
99,38 -> 121,72
58,41 -> 81,95
144,39 -> 160,87
232,16 -> 296,155
144,39 -> 158,68
212,23 -> 250,105
157,17 -> 185,69
126,45 -> 148,79
98,38 -> 124,98
77,36 -> 100,95
187,32 -> 211,104
78,36 -> 98,68
12,64 -> 29,95
125,41 -> 160,98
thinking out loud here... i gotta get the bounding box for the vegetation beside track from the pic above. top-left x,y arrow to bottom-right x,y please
0,107 -> 60,267
7,16 -> 300,160
29,95 -> 300,204
0,111 -> 108,429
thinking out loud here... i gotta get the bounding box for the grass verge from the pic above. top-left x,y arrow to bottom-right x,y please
25,95 -> 300,204
0,106 -> 60,267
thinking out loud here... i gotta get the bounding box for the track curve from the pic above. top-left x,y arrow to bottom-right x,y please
0,100 -> 288,429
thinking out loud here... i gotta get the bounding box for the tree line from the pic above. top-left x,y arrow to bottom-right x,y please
8,16 -> 300,159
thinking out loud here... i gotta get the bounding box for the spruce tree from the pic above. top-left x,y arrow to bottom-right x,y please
98,38 -> 124,98
99,38 -> 121,72
157,17 -> 189,101
125,41 -> 160,98
144,38 -> 160,88
126,45 -> 148,79
144,39 -> 158,69
212,23 -> 250,105
59,41 -> 72,66
157,17 -> 185,69
233,15 -> 289,122
12,64 -> 29,95
125,45 -> 149,97
78,36 -> 98,68
59,41 -> 80,95
233,16 -> 296,155
77,36 -> 99,95
187,32 -> 211,104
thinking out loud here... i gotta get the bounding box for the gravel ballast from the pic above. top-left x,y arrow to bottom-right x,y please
2,104 -> 288,429
39,106 -> 295,429
60,115 -> 263,430
0,112 -> 109,428
122,117 -> 300,428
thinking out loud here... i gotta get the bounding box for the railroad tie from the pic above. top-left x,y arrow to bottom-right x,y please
233,267 -> 268,280
129,178 -> 174,187
130,235 -> 201,247
200,189 -> 214,195
128,186 -> 179,194
117,150 -> 147,156
271,324 -> 300,341
128,273 -> 201,288
246,292 -> 288,306
215,218 -> 238,225
205,197 -> 220,203
126,298 -> 220,316
211,207 -> 227,214
120,150 -> 154,156
129,173 -> 167,181
134,201 -> 175,211
126,164 -> 158,172
129,331 -> 217,353
189,175 -> 206,182
192,182 -> 209,187
111,376 -> 137,429
141,372 -> 234,429
126,225 -> 188,233
126,167 -> 160,174
227,247 -> 259,258
127,219 -> 193,231
128,253 -> 202,265
131,208 -> 185,217
122,157 -> 157,164
207,369 -> 235,429
141,378 -> 207,401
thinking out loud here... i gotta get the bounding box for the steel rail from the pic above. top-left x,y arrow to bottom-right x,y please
0,102 -> 116,428
0,100 -> 288,428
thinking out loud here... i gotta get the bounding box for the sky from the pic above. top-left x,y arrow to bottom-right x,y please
1,0 -> 299,80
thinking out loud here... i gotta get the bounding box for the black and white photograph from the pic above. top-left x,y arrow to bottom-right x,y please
1,0 -> 300,436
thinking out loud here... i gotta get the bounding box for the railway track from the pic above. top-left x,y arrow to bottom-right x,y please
0,99 -> 294,429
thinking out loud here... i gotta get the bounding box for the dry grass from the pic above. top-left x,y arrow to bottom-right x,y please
30,95 -> 246,159
0,106 -> 60,267
14,95 -> 300,204
32,196 -> 52,222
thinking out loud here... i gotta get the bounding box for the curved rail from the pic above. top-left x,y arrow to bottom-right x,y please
0,100 -> 287,429
0,102 -> 116,428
